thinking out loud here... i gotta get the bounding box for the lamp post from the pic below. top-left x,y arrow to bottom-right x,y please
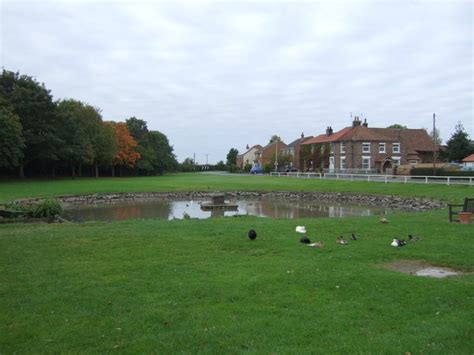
433,113 -> 437,176
274,138 -> 279,172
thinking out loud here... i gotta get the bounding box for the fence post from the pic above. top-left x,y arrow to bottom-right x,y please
471,177 -> 473,187
351,174 -> 354,181
447,177 -> 450,186
385,175 -> 388,183
336,174 -> 339,180
404,176 -> 407,184
367,175 -> 370,182
425,176 -> 428,184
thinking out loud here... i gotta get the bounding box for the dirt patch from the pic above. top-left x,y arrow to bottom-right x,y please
384,260 -> 463,278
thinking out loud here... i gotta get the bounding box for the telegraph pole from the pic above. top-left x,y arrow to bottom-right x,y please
193,152 -> 196,172
433,113 -> 437,176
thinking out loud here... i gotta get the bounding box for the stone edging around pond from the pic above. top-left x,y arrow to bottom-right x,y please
35,191 -> 445,212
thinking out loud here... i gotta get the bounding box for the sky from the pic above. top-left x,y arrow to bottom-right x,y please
1,0 -> 472,163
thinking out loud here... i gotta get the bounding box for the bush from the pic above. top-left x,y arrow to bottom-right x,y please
30,199 -> 63,218
410,168 -> 474,177
244,163 -> 252,172
263,163 -> 272,174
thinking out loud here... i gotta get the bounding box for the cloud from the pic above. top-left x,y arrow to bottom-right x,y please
1,0 -> 472,163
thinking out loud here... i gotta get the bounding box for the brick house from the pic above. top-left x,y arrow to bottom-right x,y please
255,140 -> 288,170
302,117 -> 439,173
236,144 -> 263,169
279,133 -> 313,170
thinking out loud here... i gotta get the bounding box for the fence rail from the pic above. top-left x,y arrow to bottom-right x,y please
270,172 -> 474,186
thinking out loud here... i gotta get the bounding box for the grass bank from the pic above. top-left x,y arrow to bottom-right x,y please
1,211 -> 473,353
0,173 -> 472,203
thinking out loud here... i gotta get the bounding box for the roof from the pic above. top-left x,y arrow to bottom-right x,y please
302,127 -> 352,144
303,125 -> 438,154
241,144 -> 263,156
256,140 -> 287,153
286,136 -> 314,148
462,154 -> 474,162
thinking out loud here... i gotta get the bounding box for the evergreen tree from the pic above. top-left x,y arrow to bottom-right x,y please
444,123 -> 474,162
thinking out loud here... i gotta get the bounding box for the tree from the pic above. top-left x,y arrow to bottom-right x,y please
387,124 -> 407,129
428,128 -> 442,145
56,99 -> 102,178
93,122 -> 118,178
226,148 -> 239,168
269,135 -> 281,144
181,157 -> 195,172
0,98 -> 25,169
444,122 -> 474,162
126,116 -> 149,143
110,122 -> 140,176
0,70 -> 62,178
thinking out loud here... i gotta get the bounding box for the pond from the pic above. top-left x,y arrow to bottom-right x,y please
65,198 -> 389,221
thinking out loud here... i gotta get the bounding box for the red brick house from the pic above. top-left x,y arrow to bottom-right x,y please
279,133 -> 313,170
255,140 -> 287,170
302,117 -> 439,173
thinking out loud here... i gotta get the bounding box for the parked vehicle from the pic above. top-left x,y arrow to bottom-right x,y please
250,166 -> 264,174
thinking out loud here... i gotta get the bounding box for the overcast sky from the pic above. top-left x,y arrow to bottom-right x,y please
1,0 -> 472,163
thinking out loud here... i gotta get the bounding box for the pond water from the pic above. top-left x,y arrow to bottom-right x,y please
65,198 -> 389,221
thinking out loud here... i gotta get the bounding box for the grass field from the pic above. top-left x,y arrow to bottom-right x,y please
1,173 -> 473,353
0,172 -> 472,203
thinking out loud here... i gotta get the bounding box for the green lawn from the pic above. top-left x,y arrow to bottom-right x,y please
1,174 -> 473,353
0,172 -> 472,203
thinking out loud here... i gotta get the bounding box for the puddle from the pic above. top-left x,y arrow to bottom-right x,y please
384,260 -> 463,278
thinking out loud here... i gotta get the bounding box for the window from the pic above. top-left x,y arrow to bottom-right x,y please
340,142 -> 346,153
362,142 -> 371,153
362,156 -> 371,169
340,156 -> 346,170
409,160 -> 418,166
393,143 -> 400,153
330,144 -> 334,154
392,157 -> 401,166
379,143 -> 386,153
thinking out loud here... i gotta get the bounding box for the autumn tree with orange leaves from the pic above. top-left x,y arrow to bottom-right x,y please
108,122 -> 140,176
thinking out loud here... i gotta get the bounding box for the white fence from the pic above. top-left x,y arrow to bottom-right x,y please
270,172 -> 474,186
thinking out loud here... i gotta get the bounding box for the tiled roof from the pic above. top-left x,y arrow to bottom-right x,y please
462,154 -> 474,162
242,144 -> 262,156
286,136 -> 314,148
302,127 -> 352,144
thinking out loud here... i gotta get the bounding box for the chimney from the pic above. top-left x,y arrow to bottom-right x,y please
246,144 -> 249,150
352,116 -> 361,127
301,132 -> 304,139
326,126 -> 333,136
362,118 -> 368,128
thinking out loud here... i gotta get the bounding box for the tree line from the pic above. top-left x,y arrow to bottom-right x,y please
0,70 -> 178,178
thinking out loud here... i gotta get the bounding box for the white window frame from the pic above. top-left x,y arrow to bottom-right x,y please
362,156 -> 371,169
379,143 -> 386,153
393,143 -> 400,153
340,142 -> 346,154
409,160 -> 418,166
392,157 -> 401,166
362,142 -> 371,153
340,156 -> 346,170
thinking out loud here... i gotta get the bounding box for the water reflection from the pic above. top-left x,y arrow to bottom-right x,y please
65,198 -> 388,222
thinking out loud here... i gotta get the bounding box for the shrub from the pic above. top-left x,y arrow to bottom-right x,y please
410,168 -> 474,177
263,163 -> 272,174
30,199 -> 63,218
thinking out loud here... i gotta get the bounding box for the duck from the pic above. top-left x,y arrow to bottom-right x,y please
308,241 -> 324,248
391,238 -> 406,247
408,234 -> 421,241
351,233 -> 358,240
336,236 -> 348,245
248,229 -> 257,240
300,236 -> 311,244
380,217 -> 389,224
295,226 -> 306,234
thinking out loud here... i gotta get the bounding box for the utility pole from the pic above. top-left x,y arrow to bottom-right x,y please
433,113 -> 437,176
275,137 -> 279,172
193,152 -> 196,172
205,154 -> 209,170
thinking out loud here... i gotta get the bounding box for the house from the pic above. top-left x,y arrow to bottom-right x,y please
302,117 -> 439,173
279,133 -> 313,170
255,140 -> 288,170
236,144 -> 263,169
462,154 -> 474,170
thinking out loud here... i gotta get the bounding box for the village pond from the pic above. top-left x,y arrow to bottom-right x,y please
65,197 -> 390,221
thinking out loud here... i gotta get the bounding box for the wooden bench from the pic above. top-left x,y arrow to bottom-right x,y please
448,198 -> 474,222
